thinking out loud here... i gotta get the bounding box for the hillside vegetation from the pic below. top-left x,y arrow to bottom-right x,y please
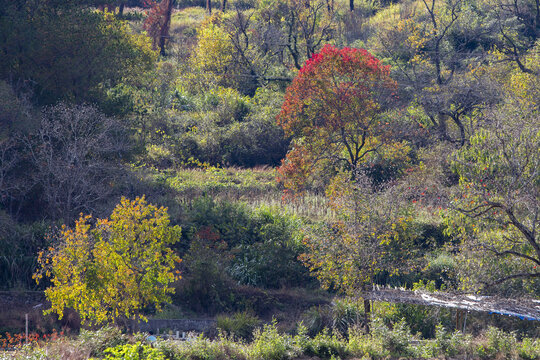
0,0 -> 538,358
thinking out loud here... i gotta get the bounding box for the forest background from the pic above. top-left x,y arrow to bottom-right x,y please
0,0 -> 539,357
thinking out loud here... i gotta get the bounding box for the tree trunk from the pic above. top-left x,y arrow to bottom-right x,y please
159,0 -> 174,56
455,309 -> 465,332
534,0 -> 540,39
134,310 -> 140,333
450,114 -> 466,147
207,0 -> 212,14
438,113 -> 448,142
349,0 -> 354,11
326,0 -> 334,13
221,0 -> 227,11
119,2 -> 125,16
364,297 -> 371,334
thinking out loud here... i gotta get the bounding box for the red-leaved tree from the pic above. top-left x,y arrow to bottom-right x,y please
277,46 -> 416,333
277,44 -> 396,196
144,0 -> 174,55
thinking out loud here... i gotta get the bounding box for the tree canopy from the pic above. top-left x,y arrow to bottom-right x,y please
0,1 -> 156,107
447,101 -> 540,294
34,197 -> 182,325
277,44 -> 398,194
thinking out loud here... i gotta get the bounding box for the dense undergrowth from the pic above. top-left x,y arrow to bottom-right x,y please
2,320 -> 540,360
0,0 -> 538,352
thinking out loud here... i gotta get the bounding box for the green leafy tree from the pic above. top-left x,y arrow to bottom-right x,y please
375,0 -> 499,145
446,100 -> 539,294
444,46 -> 540,294
0,2 -> 156,106
34,197 -> 182,325
188,15 -> 235,92
300,172 -> 420,332
489,0 -> 540,74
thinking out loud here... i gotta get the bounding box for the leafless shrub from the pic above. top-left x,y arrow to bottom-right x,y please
25,103 -> 128,221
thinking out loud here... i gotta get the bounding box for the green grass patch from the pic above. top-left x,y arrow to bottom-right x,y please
171,7 -> 207,32
134,165 -> 335,220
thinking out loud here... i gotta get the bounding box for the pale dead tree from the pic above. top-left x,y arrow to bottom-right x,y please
197,0 -> 335,95
217,3 -> 334,93
25,103 -> 127,222
0,139 -> 21,211
221,9 -> 266,95
252,0 -> 336,70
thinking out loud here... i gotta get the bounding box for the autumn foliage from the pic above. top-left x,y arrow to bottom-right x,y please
144,0 -> 174,55
277,45 -> 396,195
0,330 -> 63,350
34,197 -> 182,325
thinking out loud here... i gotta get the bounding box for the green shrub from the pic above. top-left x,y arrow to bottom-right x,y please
303,329 -> 348,359
373,290 -> 454,339
475,326 -> 517,359
103,342 -> 165,360
429,324 -> 472,358
183,197 -> 255,249
147,84 -> 288,168
488,326 -> 517,355
517,337 -> 540,360
371,318 -> 417,358
228,206 -> 309,289
0,5 -> 156,107
178,237 -> 236,314
0,218 -> 50,290
301,305 -> 334,337
348,318 -> 427,359
78,327 -> 129,358
292,323 -> 310,352
347,325 -> 389,359
182,198 -> 310,289
173,86 -> 197,111
217,312 -> 261,341
146,144 -> 175,169
249,320 -> 297,360
0,345 -> 49,360
301,299 -> 363,337
163,333 -> 248,360
213,87 -> 251,125
329,299 -> 364,336
153,340 -> 181,360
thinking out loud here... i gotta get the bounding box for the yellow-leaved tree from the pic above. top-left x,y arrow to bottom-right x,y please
34,196 -> 182,326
